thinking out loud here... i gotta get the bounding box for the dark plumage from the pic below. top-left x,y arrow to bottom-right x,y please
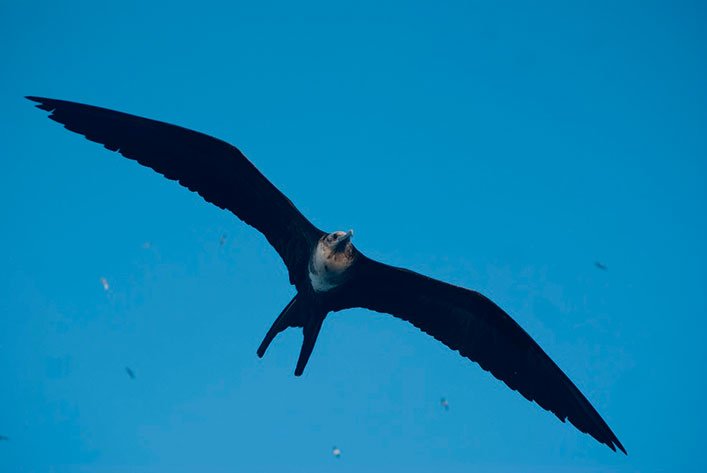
27,96 -> 625,454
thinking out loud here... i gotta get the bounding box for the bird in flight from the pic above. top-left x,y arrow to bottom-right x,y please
125,367 -> 136,380
27,96 -> 625,454
595,261 -> 608,271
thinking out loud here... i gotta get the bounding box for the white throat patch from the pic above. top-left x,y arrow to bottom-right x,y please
308,241 -> 354,292
309,270 -> 338,292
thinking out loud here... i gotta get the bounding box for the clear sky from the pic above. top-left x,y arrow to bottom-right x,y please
1,1 -> 706,471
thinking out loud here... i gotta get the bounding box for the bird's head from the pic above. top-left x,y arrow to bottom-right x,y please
321,229 -> 354,255
309,230 -> 357,291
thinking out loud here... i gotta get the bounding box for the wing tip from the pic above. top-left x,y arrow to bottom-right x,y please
613,438 -> 627,455
26,95 -> 57,112
596,427 -> 626,455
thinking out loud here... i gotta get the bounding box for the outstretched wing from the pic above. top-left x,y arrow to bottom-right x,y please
333,255 -> 626,454
28,96 -> 324,287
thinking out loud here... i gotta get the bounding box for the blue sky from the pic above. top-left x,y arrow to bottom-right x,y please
1,0 -> 706,471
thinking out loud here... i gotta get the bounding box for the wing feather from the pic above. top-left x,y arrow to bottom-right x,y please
333,255 -> 625,454
28,96 -> 323,287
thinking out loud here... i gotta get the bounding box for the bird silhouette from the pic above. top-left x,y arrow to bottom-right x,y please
27,96 -> 625,454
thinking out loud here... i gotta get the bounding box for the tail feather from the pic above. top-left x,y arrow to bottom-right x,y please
257,295 -> 301,358
257,293 -> 328,376
295,315 -> 325,376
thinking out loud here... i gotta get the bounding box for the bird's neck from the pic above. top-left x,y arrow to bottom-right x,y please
308,242 -> 356,292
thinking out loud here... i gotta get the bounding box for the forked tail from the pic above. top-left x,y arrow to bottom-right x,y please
257,293 -> 326,376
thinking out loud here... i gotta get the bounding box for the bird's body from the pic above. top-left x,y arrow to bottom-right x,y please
28,96 -> 625,454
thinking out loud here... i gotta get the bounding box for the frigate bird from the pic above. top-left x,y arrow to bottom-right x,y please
27,96 -> 626,454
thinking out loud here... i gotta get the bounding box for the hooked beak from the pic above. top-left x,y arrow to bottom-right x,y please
334,229 -> 354,250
